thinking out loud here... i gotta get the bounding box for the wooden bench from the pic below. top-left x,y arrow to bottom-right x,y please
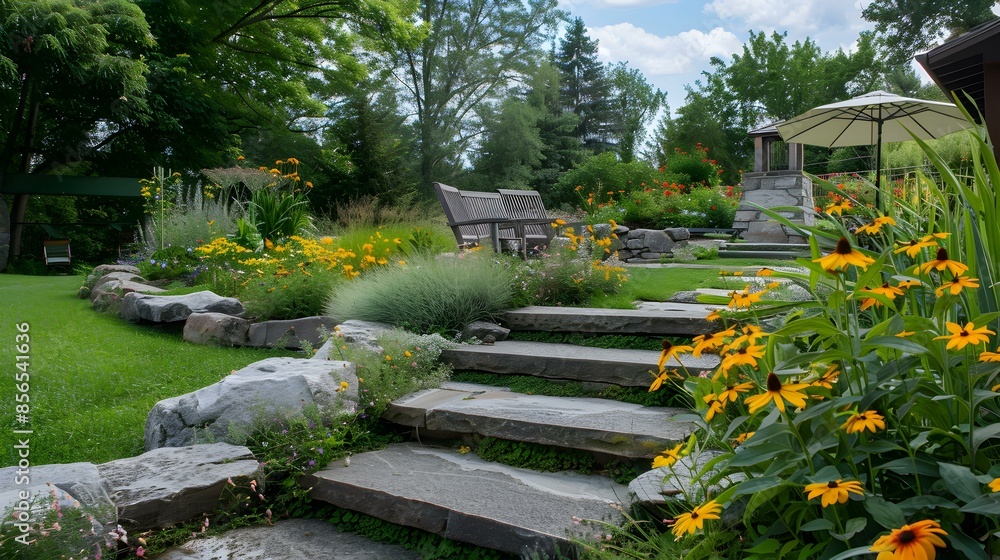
434,183 -> 552,256
43,239 -> 72,267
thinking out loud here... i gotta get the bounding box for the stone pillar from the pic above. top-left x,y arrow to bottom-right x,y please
733,170 -> 813,244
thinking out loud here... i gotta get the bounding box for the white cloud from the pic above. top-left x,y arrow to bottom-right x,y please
594,0 -> 680,7
588,23 -> 743,76
704,0 -> 872,52
558,0 -> 679,8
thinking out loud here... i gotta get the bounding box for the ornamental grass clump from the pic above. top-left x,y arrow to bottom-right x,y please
630,111 -> 1000,559
325,252 -> 515,334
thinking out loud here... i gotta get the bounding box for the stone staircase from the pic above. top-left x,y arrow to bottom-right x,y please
718,241 -> 812,260
305,303 -> 718,557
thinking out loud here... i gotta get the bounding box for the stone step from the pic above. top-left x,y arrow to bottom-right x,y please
718,249 -> 808,260
440,340 -> 720,387
303,442 -> 626,557
502,303 -> 718,336
720,242 -> 811,251
384,383 -> 694,459
157,518 -> 422,560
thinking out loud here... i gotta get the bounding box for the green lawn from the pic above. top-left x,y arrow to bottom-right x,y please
585,259 -> 797,308
0,274 -> 293,467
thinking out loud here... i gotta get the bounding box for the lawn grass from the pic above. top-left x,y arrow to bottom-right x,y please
0,274 -> 294,467
583,259 -> 802,308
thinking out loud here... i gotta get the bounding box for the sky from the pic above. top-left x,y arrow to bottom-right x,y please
556,0 -> 882,115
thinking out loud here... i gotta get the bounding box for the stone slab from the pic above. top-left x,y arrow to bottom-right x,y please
629,451 -> 745,507
720,243 -> 811,252
122,290 -> 244,323
246,316 -> 336,349
97,443 -> 260,530
303,443 -> 625,557
0,461 -> 115,524
718,250 -> 807,260
440,340 -> 719,386
156,518 -> 421,560
384,385 -> 693,458
502,304 -> 720,336
183,312 -> 252,346
145,357 -> 357,449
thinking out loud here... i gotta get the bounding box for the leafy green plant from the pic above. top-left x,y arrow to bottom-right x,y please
317,505 -> 506,559
241,262 -> 339,321
0,486 -> 121,559
475,437 -> 595,473
326,252 -> 515,334
448,372 -> 689,408
138,244 -> 201,281
637,117 -> 1000,558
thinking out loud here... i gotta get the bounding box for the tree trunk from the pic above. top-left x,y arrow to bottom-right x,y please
8,94 -> 39,259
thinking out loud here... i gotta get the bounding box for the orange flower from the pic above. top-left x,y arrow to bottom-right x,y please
842,410 -> 885,434
657,340 -> 693,371
855,216 -> 897,235
934,275 -> 979,297
916,247 -> 968,277
804,479 -> 864,507
744,372 -> 809,414
652,443 -> 685,469
692,328 -> 735,357
670,500 -> 722,539
814,237 -> 875,272
934,321 -> 994,351
870,520 -> 947,560
894,237 -> 938,258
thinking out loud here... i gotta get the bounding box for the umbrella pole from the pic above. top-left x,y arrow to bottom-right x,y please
875,119 -> 884,213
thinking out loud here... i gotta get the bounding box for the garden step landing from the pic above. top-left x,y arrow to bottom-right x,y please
502,303 -> 719,336
440,340 -> 719,387
718,249 -> 809,260
384,383 -> 694,459
303,442 -> 625,557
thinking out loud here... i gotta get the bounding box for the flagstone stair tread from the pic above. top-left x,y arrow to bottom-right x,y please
718,249 -> 809,260
384,384 -> 694,459
303,442 -> 626,557
502,303 -> 718,336
440,340 -> 720,387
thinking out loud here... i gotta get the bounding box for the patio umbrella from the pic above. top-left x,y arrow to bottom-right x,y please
776,90 -> 974,210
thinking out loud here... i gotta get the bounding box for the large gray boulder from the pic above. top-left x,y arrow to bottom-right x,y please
184,312 -> 252,346
91,271 -> 145,292
91,280 -> 166,312
246,316 -> 336,349
97,443 -> 259,530
122,290 -> 244,323
145,357 -> 358,450
313,320 -> 391,359
461,321 -> 510,342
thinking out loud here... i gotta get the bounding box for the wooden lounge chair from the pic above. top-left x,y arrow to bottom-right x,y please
43,239 -> 72,268
434,183 -> 552,255
434,182 -> 512,251
497,189 -> 557,253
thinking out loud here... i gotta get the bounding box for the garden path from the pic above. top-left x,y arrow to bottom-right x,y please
305,301 -> 719,556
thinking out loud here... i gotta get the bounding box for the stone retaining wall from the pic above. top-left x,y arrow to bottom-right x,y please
614,227 -> 690,263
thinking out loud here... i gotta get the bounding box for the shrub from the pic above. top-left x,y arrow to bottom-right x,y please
326,252 -> 515,333
241,264 -> 339,321
660,143 -> 724,188
508,224 -> 628,307
550,152 -> 667,206
137,244 -> 201,281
